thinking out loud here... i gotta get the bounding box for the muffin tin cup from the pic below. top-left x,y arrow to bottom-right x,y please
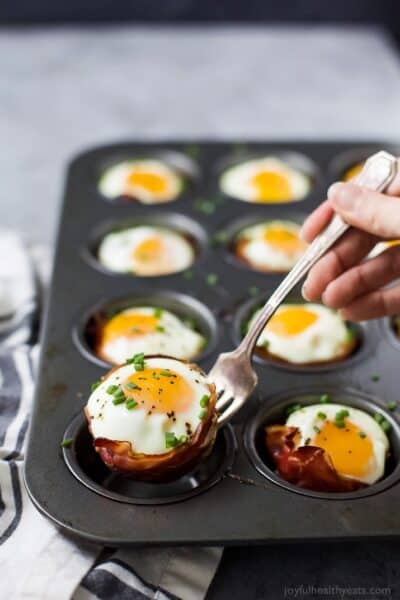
216,149 -> 323,205
63,413 -> 237,505
25,140 -> 400,547
243,386 -> 400,501
72,290 -> 220,368
82,211 -> 209,279
96,148 -> 201,205
233,293 -> 370,373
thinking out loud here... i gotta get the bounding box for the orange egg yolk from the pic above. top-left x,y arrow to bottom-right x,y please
101,313 -> 158,344
313,420 -> 373,479
126,169 -> 168,195
266,307 -> 318,336
263,227 -> 305,253
122,368 -> 195,414
343,162 -> 364,181
132,237 -> 164,264
250,170 -> 292,202
387,240 -> 400,248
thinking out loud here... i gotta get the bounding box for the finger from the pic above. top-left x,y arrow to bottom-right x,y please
328,181 -> 400,239
322,245 -> 400,309
386,158 -> 400,195
340,284 -> 400,321
302,229 -> 377,302
300,200 -> 333,243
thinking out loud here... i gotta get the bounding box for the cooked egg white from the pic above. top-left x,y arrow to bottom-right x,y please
96,306 -> 205,365
86,357 -> 210,455
98,226 -> 195,276
98,159 -> 182,203
287,403 -> 389,485
234,220 -> 307,272
220,157 -> 310,203
250,303 -> 354,364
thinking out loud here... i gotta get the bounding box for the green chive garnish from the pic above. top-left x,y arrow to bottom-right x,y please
286,403 -> 302,416
206,273 -> 218,287
183,270 -> 194,280
126,399 -> 138,410
91,381 -> 101,392
317,412 -> 327,420
359,431 -> 367,439
160,370 -> 174,377
156,325 -> 165,333
61,438 -> 73,448
248,286 -> 260,297
195,199 -> 216,215
165,432 -> 179,448
107,385 -> 119,394
335,421 -> 345,429
313,425 -> 321,434
125,382 -> 141,391
200,394 -> 210,408
179,435 -> 188,444
319,394 -> 332,404
199,408 -> 207,420
154,308 -> 163,318
374,412 -> 384,424
371,374 -> 380,382
387,401 -> 397,412
112,396 -> 125,405
380,419 -> 391,433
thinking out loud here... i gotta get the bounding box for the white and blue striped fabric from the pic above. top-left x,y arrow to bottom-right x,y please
0,231 -> 222,600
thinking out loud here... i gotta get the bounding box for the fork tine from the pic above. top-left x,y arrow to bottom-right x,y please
215,388 -> 234,412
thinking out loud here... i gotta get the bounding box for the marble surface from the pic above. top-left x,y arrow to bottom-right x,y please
1,25 -> 400,245
2,25 -> 400,599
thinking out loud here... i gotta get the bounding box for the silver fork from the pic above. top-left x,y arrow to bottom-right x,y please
211,150 -> 398,426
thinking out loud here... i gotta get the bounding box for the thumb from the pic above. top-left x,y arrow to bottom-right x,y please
328,182 -> 400,240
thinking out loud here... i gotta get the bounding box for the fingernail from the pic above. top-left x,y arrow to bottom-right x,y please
302,281 -> 310,301
327,182 -> 355,209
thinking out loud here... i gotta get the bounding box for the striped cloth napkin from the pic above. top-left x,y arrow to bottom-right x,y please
0,230 -> 222,600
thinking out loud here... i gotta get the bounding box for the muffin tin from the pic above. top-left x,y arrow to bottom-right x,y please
25,141 -> 400,546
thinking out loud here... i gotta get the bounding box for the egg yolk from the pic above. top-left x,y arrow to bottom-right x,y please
122,368 -> 195,414
101,313 -> 158,344
126,169 -> 168,196
343,162 -> 364,181
264,227 -> 304,253
313,420 -> 373,478
250,170 -> 292,202
387,240 -> 400,248
133,237 -> 164,264
266,307 -> 318,336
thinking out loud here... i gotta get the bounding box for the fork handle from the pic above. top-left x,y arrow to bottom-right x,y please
238,150 -> 398,357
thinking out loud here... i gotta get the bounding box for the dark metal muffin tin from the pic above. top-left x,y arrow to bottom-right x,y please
25,141 -> 400,546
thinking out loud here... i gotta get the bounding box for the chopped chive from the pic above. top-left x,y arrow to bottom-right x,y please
195,199 -> 216,215
126,399 -> 138,410
61,438 -> 73,448
183,317 -> 197,330
91,381 -> 101,392
126,352 -> 145,365
335,421 -> 345,429
248,286 -> 260,297
317,412 -> 327,420
199,408 -> 207,420
345,327 -> 356,342
154,308 -> 163,318
106,384 -> 119,394
165,432 -> 179,448
211,231 -> 228,246
380,419 -> 391,433
336,409 -> 349,420
112,396 -> 126,405
152,372 -> 160,380
200,394 -> 210,408
125,382 -> 141,391
387,401 -> 397,412
371,374 -> 380,382
313,425 -> 321,434
206,273 -> 218,287
178,435 -> 188,444
319,394 -> 332,404
359,431 -> 367,439
374,412 -> 384,424
156,325 -> 165,333
183,270 -> 194,280
286,403 -> 302,416
160,369 -> 175,377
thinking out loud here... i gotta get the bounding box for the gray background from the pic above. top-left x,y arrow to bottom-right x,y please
2,25 -> 400,599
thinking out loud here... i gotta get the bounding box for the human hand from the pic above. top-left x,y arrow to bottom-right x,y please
301,160 -> 400,321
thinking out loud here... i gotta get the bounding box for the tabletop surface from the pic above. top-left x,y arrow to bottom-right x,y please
2,25 -> 400,598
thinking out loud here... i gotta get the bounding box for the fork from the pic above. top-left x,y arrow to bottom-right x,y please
211,150 -> 398,426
